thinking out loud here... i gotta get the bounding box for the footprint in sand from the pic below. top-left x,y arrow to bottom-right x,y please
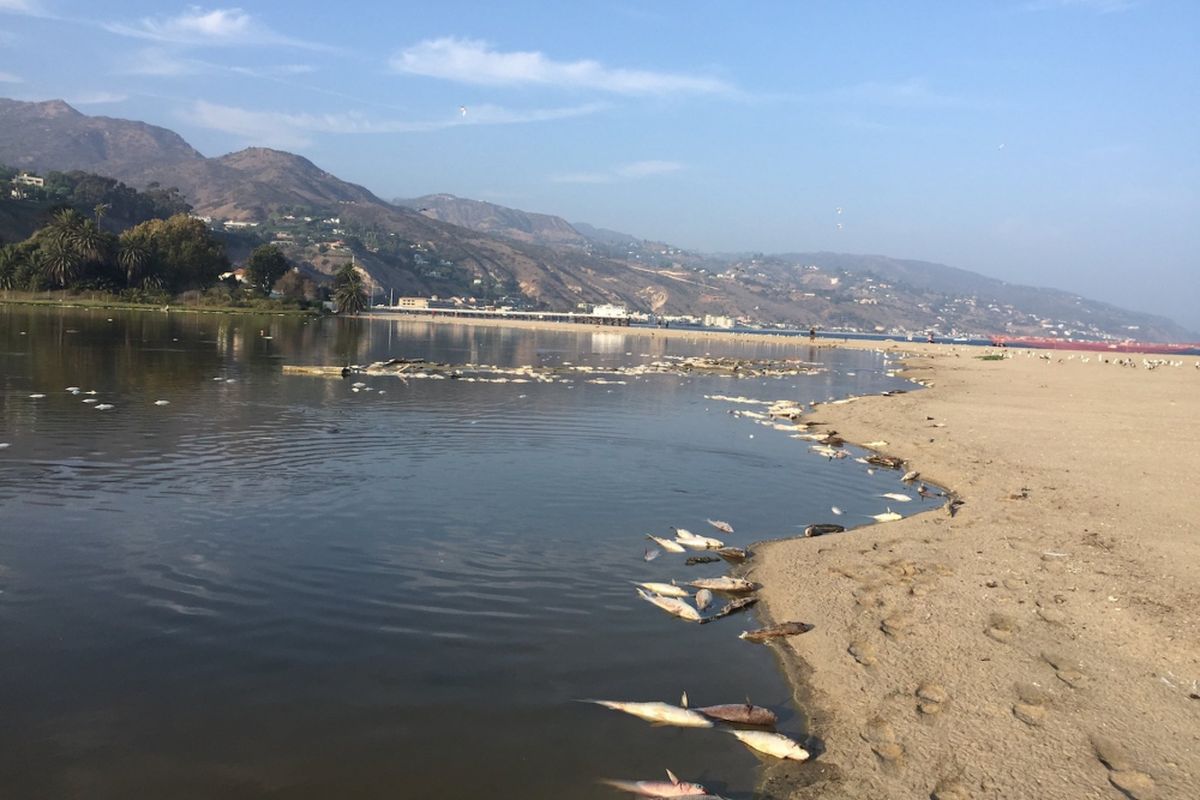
848,640 -> 878,666
880,612 -> 914,638
931,778 -> 970,800
1012,681 -> 1052,727
1041,650 -> 1088,688
916,682 -> 949,715
1090,734 -> 1158,798
985,612 -> 1018,643
861,717 -> 903,764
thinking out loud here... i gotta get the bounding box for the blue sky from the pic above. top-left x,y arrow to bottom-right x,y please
2,1 -> 1197,330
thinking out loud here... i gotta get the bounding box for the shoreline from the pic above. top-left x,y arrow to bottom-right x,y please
752,344 -> 1199,799
0,295 -> 317,317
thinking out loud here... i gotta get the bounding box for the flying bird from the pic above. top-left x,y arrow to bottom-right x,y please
459,105 -> 467,117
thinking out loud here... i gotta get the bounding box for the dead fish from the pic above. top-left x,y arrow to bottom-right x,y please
869,509 -> 902,522
637,581 -> 689,598
646,534 -> 685,554
946,497 -> 965,517
689,576 -> 758,594
644,548 -> 660,562
636,588 -> 702,622
739,621 -> 814,642
695,588 -> 714,611
673,529 -> 724,549
706,518 -> 734,534
866,454 -> 905,470
917,484 -> 933,500
804,523 -> 845,537
880,492 -> 912,502
831,506 -> 844,516
603,769 -> 711,797
697,701 -> 778,727
726,729 -> 810,761
685,555 -> 721,566
585,698 -> 713,728
900,470 -> 920,482
700,596 -> 758,623
715,547 -> 750,563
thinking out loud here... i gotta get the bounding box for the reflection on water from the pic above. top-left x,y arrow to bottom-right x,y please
0,307 -> 918,799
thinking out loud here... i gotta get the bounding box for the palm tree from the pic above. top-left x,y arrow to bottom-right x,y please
0,244 -> 20,290
333,262 -> 367,315
38,240 -> 84,288
117,239 -> 151,287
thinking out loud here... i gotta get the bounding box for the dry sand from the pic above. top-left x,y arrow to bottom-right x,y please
754,345 -> 1200,800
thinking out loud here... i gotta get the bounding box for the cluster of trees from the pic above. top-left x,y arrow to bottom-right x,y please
1,165 -> 192,226
0,209 -> 227,295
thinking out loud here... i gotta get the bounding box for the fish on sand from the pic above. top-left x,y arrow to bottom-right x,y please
706,519 -> 734,534
603,769 -> 711,797
739,621 -> 814,642
636,588 -> 701,622
688,576 -> 758,594
585,699 -> 713,728
726,729 -> 810,761
803,523 -> 844,537
646,534 -> 685,553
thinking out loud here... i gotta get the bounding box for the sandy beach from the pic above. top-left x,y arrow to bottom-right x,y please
754,344 -> 1200,800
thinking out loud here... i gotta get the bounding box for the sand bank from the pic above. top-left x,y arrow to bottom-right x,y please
755,345 -> 1199,799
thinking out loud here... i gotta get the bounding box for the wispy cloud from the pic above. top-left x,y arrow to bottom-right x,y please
391,37 -> 732,95
551,160 -> 685,184
0,0 -> 42,14
104,7 -> 326,50
0,69 -> 22,83
185,99 -> 608,149
118,46 -> 207,77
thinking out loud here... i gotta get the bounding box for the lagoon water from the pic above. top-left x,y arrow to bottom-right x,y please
0,307 -> 917,799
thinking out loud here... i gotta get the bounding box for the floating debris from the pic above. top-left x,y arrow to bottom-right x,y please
94,404 -> 115,411
28,393 -> 45,399
739,621 -> 815,642
154,400 -> 171,406
685,555 -> 721,566
867,454 -> 905,470
695,588 -> 714,612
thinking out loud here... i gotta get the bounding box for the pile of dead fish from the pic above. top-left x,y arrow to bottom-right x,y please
282,355 -> 826,385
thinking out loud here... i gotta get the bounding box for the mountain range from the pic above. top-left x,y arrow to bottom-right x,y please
0,97 -> 1192,341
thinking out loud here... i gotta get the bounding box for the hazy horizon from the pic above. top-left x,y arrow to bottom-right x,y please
2,1 -> 1196,330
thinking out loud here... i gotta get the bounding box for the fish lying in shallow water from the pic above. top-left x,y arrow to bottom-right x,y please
803,523 -> 845,538
694,588 -> 714,611
870,510 -> 902,522
739,621 -> 815,642
636,581 -> 689,598
726,729 -> 810,760
715,547 -> 750,563
900,470 -> 920,482
636,588 -> 701,622
646,534 -> 685,553
685,555 -> 721,566
880,492 -> 912,502
603,769 -> 711,797
706,519 -> 734,534
586,699 -> 713,728
696,701 -> 778,726
673,529 -> 724,549
688,577 -> 758,594
699,596 -> 758,623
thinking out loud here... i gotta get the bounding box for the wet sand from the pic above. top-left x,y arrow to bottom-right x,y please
755,344 -> 1200,800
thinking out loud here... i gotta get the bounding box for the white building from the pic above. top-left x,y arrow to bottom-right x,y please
704,314 -> 735,329
591,303 -> 629,319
